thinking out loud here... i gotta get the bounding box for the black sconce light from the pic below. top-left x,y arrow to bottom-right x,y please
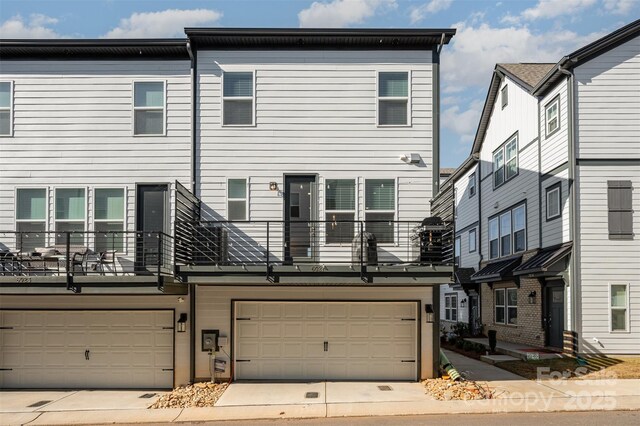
425,304 -> 434,323
528,291 -> 537,305
460,298 -> 467,308
177,313 -> 188,333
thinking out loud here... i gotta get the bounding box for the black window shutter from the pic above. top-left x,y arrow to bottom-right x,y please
608,181 -> 633,239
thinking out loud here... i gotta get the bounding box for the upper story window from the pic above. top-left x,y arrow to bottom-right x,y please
546,183 -> 561,221
16,188 -> 47,251
133,81 -> 165,135
545,96 -> 560,137
55,188 -> 86,245
469,228 -> 477,253
468,173 -> 476,197
607,180 -> 633,240
325,179 -> 356,244
489,203 -> 526,259
223,72 -> 254,126
501,85 -> 508,109
0,81 -> 12,136
454,236 -> 461,266
378,72 -> 409,126
493,134 -> 518,188
94,188 -> 125,253
227,178 -> 248,220
365,179 -> 395,243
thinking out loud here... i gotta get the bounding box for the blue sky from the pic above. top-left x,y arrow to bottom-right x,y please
1,0 -> 638,168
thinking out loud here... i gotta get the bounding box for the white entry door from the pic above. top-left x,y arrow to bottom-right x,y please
234,301 -> 418,381
0,310 -> 174,389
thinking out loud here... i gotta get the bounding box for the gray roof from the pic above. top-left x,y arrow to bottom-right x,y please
498,63 -> 556,90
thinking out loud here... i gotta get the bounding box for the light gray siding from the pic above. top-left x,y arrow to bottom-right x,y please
539,78 -> 569,173
541,168 -> 571,247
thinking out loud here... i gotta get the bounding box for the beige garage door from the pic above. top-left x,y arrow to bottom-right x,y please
234,301 -> 418,381
0,310 -> 174,389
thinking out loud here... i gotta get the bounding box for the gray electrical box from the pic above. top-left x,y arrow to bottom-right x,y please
202,329 -> 219,352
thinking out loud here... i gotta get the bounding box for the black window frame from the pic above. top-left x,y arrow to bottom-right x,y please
468,172 -> 476,198
545,182 -> 562,221
488,201 -> 527,259
492,132 -> 518,189
501,84 -> 508,109
469,228 -> 477,253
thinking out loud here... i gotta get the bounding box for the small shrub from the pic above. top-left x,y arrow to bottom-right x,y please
455,339 -> 464,349
473,343 -> 485,353
463,340 -> 474,352
452,322 -> 470,338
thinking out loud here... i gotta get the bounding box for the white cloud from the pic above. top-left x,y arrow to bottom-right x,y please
521,0 -> 597,20
442,99 -> 484,144
103,9 -> 222,38
602,0 -> 635,14
410,0 -> 453,24
0,14 -> 62,38
298,0 -> 396,28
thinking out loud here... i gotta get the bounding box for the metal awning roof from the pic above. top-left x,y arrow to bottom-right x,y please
513,243 -> 572,276
471,256 -> 521,282
455,267 -> 476,285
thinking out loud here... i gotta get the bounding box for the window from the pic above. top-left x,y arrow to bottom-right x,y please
223,72 -> 254,126
365,179 -> 395,243
227,179 -> 248,221
489,217 -> 499,259
445,294 -> 458,321
501,85 -> 508,109
546,183 -> 561,221
454,237 -> 461,266
468,173 -> 476,197
607,181 -> 633,240
0,81 -> 12,136
489,203 -> 526,258
493,134 -> 518,188
495,288 -> 517,325
325,179 -> 356,244
94,188 -> 125,253
133,81 -> 165,135
55,188 -> 86,244
545,96 -> 560,137
610,284 -> 629,332
469,228 -> 476,253
16,188 -> 47,251
378,72 -> 409,126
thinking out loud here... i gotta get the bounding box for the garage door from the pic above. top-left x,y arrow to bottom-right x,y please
0,310 -> 174,389
234,301 -> 418,381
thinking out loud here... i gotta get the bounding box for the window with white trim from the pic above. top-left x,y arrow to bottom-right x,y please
94,188 -> 125,253
545,96 -> 560,137
365,179 -> 395,243
16,188 -> 47,251
501,85 -> 508,109
55,188 -> 86,245
546,184 -> 561,221
378,72 -> 409,126
469,228 -> 476,253
325,179 -> 355,244
610,284 -> 629,332
133,81 -> 165,135
227,179 -> 248,221
223,72 -> 254,126
454,237 -> 461,266
495,288 -> 517,325
493,135 -> 518,188
0,81 -> 12,136
495,289 -> 505,324
445,293 -> 458,321
489,203 -> 526,259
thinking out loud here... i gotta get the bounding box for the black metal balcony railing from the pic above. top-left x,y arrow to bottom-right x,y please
0,231 -> 173,292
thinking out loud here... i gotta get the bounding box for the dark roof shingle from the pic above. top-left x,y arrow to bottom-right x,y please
498,63 -> 556,89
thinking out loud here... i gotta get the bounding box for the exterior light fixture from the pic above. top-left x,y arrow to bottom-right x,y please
460,298 -> 467,307
400,153 -> 421,164
425,304 -> 434,323
269,182 -> 278,191
528,291 -> 537,305
177,313 -> 188,333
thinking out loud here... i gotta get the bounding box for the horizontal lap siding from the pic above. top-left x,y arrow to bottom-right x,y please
540,79 -> 569,173
0,60 -> 192,242
541,168 -> 570,247
575,35 -> 640,159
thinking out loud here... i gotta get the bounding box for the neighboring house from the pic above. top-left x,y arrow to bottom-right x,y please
437,18 -> 640,355
0,28 -> 457,389
439,167 -> 455,187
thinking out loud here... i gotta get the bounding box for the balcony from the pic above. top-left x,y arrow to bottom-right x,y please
174,219 -> 454,285
0,231 -> 180,294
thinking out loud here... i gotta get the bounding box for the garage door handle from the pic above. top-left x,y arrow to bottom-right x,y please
85,349 -> 90,360
324,341 -> 328,352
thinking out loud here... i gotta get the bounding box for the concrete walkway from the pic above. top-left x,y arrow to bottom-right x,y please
465,337 -> 563,360
2,354 -> 640,425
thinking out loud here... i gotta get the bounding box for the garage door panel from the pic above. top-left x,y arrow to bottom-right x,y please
236,341 -> 259,357
326,322 -> 348,338
394,323 -> 416,338
282,342 -> 304,357
283,322 -> 303,337
236,322 -> 259,338
326,303 -> 348,319
260,342 -> 282,357
394,342 -> 416,358
260,322 -> 282,338
349,323 -> 369,338
283,303 -> 304,319
304,322 -> 325,338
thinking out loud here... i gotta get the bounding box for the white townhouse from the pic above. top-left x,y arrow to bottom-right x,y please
437,18 -> 640,356
0,28 -> 457,389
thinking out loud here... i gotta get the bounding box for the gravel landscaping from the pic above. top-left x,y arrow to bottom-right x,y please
149,382 -> 229,408
423,378 -> 493,401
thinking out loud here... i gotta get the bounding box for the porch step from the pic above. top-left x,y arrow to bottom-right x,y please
463,338 -> 563,361
480,354 -> 519,365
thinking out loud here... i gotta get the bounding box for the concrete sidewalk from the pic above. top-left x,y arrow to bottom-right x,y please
2,353 -> 640,425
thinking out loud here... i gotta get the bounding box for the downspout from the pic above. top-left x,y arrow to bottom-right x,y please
558,63 -> 580,352
473,152 -> 481,322
431,40 -> 442,379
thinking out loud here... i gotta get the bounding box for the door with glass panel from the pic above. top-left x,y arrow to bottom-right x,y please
136,185 -> 168,270
15,188 -> 47,251
55,188 -> 86,246
364,179 -> 395,244
94,189 -> 125,255
284,175 -> 317,263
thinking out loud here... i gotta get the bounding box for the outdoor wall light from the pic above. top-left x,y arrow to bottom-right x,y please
528,291 -> 537,305
177,313 -> 188,333
400,153 -> 421,164
425,304 -> 434,323
269,182 -> 278,191
460,298 -> 467,307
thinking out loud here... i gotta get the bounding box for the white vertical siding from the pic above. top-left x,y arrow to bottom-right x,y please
574,34 -> 640,159
539,79 -> 569,173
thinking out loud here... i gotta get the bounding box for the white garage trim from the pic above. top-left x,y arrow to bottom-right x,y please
0,309 -> 175,389
232,300 -> 420,381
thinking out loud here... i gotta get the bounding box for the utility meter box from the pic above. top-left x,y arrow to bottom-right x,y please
202,329 -> 219,352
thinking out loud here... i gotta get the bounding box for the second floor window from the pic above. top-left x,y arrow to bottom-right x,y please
325,179 -> 356,244
468,173 -> 476,197
227,179 -> 248,220
0,81 -> 12,136
454,237 -> 461,266
365,179 -> 395,243
55,188 -> 86,245
545,96 -> 560,137
546,183 -> 561,220
493,135 -> 518,188
378,72 -> 408,126
134,82 -> 165,135
469,228 -> 476,253
94,188 -> 125,252
16,188 -> 47,251
607,180 -> 633,240
489,203 -> 526,259
501,85 -> 508,109
223,72 -> 254,126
